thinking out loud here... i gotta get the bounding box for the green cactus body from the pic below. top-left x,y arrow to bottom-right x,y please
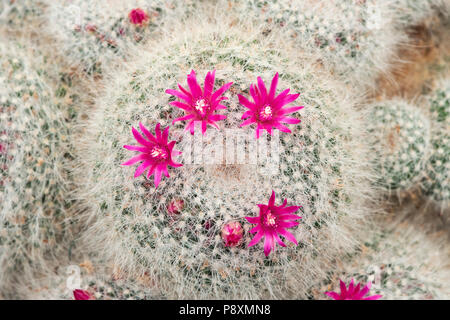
331,219 -> 449,300
422,79 -> 450,213
368,100 -> 430,192
77,15 -> 374,299
0,42 -> 70,291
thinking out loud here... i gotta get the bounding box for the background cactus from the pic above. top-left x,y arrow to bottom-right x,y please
320,207 -> 450,300
43,0 -> 199,75
367,99 -> 430,193
74,11 -> 376,299
227,0 -> 410,89
0,40 -> 72,294
0,0 -> 45,31
421,78 -> 450,216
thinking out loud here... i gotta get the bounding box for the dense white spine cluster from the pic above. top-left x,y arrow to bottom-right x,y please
367,100 -> 430,192
0,41 -> 71,293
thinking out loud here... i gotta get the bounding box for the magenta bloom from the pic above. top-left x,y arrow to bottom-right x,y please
129,8 -> 149,25
122,123 -> 182,188
167,199 -> 184,215
325,279 -> 382,300
221,221 -> 244,247
166,70 -> 233,135
239,73 -> 304,139
246,190 -> 302,256
73,289 -> 91,300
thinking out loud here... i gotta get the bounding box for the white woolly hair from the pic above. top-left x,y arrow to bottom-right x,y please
73,6 -> 377,299
325,204 -> 450,300
226,0 -> 413,92
0,39 -> 73,297
42,0 -> 200,76
420,77 -> 450,218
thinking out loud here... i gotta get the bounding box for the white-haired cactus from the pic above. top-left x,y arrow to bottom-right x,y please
0,0 -> 45,31
228,0 -> 409,89
21,266 -> 159,300
44,0 -> 198,75
76,13 -> 374,299
323,214 -> 450,300
0,41 -> 71,292
367,100 -> 430,192
421,79 -> 450,215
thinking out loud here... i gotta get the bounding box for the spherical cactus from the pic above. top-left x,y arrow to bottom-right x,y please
228,0 -> 407,88
44,0 -> 198,75
367,100 -> 430,192
0,41 -> 71,291
76,12 -> 375,299
421,79 -> 450,215
323,216 -> 450,300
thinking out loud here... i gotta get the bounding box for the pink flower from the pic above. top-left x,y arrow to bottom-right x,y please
122,123 -> 182,188
246,190 -> 302,257
325,279 -> 382,300
221,221 -> 244,247
239,73 -> 304,139
166,70 -> 233,135
129,8 -> 149,26
73,289 -> 91,300
167,199 -> 184,215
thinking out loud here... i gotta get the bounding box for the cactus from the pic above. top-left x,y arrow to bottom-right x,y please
0,0 -> 45,31
44,0 -> 199,75
227,0 -> 410,89
367,99 -> 430,192
21,266 -> 160,300
75,12 -> 375,299
421,79 -> 450,215
322,213 -> 450,300
0,41 -> 71,292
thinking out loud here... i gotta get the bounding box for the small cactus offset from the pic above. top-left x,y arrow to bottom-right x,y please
367,100 -> 430,193
421,79 -> 450,216
0,40 -> 71,292
76,12 -> 375,299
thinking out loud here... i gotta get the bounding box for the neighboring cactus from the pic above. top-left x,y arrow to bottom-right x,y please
321,214 -> 450,300
21,266 -> 160,300
392,0 -> 449,25
0,0 -> 45,31
0,41 -> 71,292
44,0 -> 199,75
367,100 -> 430,192
421,79 -> 450,215
76,12 -> 375,299
227,0 -> 408,88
